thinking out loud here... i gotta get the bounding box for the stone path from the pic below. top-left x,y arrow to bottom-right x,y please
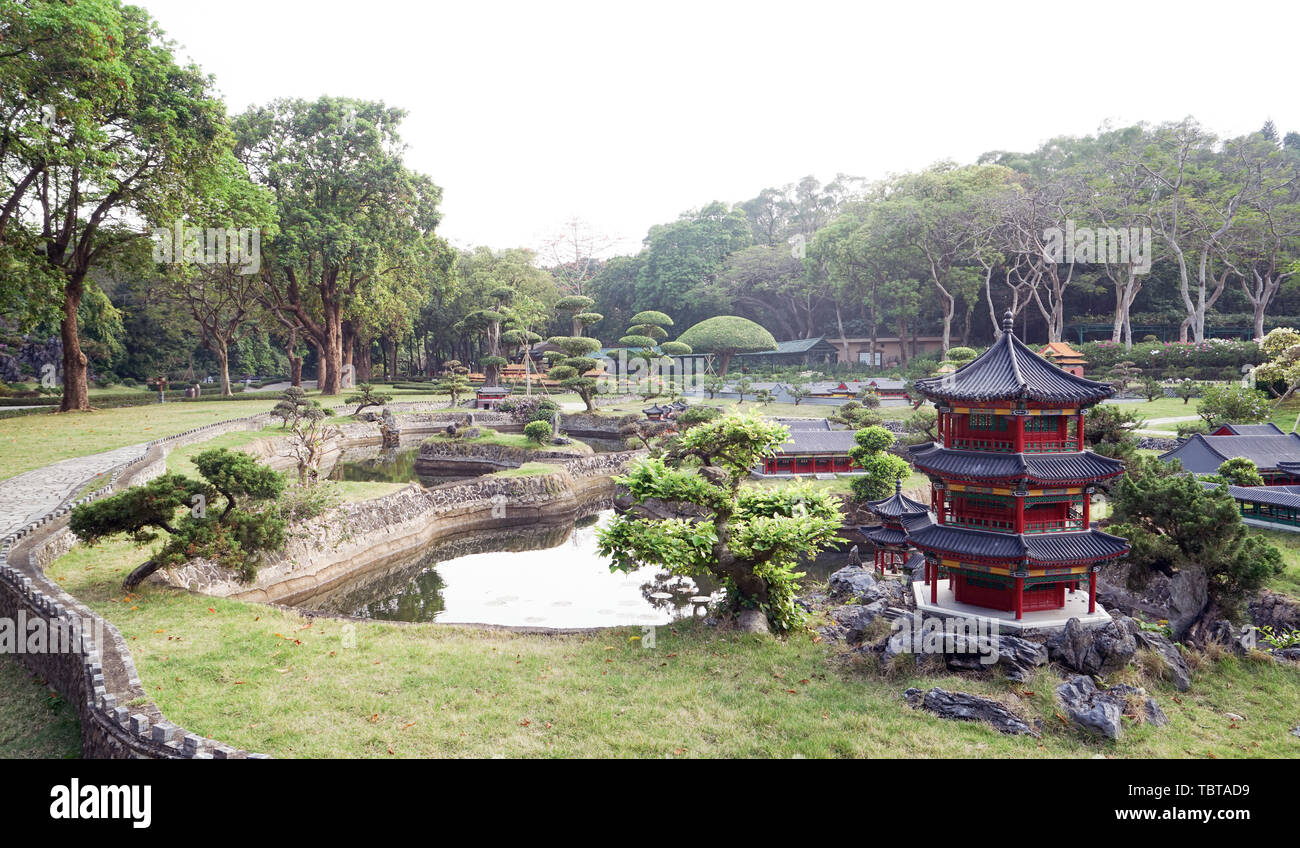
0,443 -> 147,538
1133,414 -> 1199,437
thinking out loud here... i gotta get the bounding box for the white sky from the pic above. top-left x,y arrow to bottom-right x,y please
139,0 -> 1300,258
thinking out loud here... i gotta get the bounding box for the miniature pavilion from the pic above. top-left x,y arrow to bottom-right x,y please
905,312 -> 1130,620
863,480 -> 932,576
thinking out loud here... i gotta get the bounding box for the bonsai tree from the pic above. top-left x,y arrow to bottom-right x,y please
556,295 -> 603,337
1204,457 -> 1265,487
1197,384 -> 1272,428
755,388 -> 775,406
828,400 -> 883,429
787,382 -> 810,406
70,448 -> 286,590
1109,456 -> 1283,622
273,387 -> 341,482
855,387 -> 882,407
434,360 -> 471,408
847,425 -> 911,502
702,375 -> 724,399
1174,379 -> 1201,405
1139,376 -> 1165,403
1254,327 -> 1300,403
676,316 -> 777,376
546,335 -> 604,411
596,412 -> 842,631
524,420 -> 553,445
345,383 -> 393,416
733,377 -> 753,403
1083,404 -> 1143,461
1107,361 -> 1142,397
946,346 -> 978,366
675,405 -> 722,429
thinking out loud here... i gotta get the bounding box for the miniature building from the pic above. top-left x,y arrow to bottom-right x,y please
1204,481 -> 1300,530
906,312 -> 1130,620
1160,432 -> 1300,484
866,378 -> 909,399
863,480 -> 933,576
473,386 -> 511,409
774,418 -> 832,431
1038,342 -> 1087,377
735,336 -> 839,367
642,403 -> 673,420
1210,423 -> 1285,436
759,428 -> 858,475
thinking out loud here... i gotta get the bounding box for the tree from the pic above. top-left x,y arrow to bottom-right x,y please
1175,380 -> 1201,405
345,383 -> 393,416
556,295 -> 602,337
273,388 -> 341,482
596,412 -> 842,631
732,378 -> 753,403
1084,405 -> 1142,461
1,0 -> 237,410
546,335 -> 603,412
1110,455 -> 1283,620
235,97 -> 443,394
70,448 -> 286,590
1254,327 -> 1300,404
847,425 -> 911,501
434,360 -> 471,408
1205,457 -> 1265,487
1139,376 -> 1165,402
1197,384 -> 1271,427
787,382 -> 810,406
676,316 -> 777,376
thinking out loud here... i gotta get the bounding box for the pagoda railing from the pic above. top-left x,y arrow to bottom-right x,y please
1024,518 -> 1085,533
946,437 -> 1077,453
945,515 -> 1014,532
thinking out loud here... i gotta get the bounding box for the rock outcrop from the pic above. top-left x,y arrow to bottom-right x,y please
903,687 -> 1037,736
1055,675 -> 1168,740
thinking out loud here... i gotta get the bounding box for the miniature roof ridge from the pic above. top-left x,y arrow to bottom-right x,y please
913,328 -> 1114,404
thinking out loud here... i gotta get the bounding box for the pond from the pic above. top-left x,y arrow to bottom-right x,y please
295,509 -> 847,628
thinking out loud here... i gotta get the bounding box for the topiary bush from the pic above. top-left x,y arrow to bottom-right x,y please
524,420 -> 553,444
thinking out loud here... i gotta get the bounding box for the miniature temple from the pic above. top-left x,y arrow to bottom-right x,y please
905,312 -> 1130,621
863,480 -> 932,576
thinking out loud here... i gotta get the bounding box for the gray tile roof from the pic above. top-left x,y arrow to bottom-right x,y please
866,481 -> 931,518
908,443 -> 1125,483
775,429 -> 858,454
1216,423 -> 1285,435
1201,481 -> 1300,509
737,336 -> 836,356
1160,433 -> 1300,472
913,329 -> 1114,404
774,418 -> 832,430
908,524 -> 1129,564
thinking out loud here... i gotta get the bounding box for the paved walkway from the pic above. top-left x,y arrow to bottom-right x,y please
0,443 -> 147,538
1133,414 -> 1199,437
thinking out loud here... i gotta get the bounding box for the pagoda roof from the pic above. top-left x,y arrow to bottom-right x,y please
866,526 -> 908,546
774,429 -> 857,455
913,313 -> 1113,404
866,480 -> 931,519
1159,433 -> 1300,473
1213,423 -> 1285,436
1202,481 -> 1300,509
908,443 -> 1124,484
908,524 -> 1130,565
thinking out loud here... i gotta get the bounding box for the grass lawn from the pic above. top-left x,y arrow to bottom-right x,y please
0,397 -> 282,481
40,536 -> 1300,758
0,654 -> 82,759
1256,528 -> 1300,597
422,428 -> 589,454
489,462 -> 565,478
1101,396 -> 1201,426
746,469 -> 930,498
592,397 -> 917,421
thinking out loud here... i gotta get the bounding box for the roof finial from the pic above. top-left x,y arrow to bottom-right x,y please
895,478 -> 903,495
1002,309 -> 1015,337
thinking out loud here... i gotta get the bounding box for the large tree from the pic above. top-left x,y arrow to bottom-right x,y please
676,315 -> 776,376
0,0 -> 235,409
235,97 -> 443,394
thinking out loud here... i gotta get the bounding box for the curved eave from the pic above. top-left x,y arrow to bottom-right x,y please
912,331 -> 1115,405
908,523 -> 1130,566
908,443 -> 1125,486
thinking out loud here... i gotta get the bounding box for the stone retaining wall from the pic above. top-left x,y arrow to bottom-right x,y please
168,450 -> 647,606
0,410 -> 279,759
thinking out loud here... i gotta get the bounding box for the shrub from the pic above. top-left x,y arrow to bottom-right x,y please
524,420 -> 553,444
1197,384 -> 1271,427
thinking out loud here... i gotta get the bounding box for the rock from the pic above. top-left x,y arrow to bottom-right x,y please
993,634 -> 1050,683
1273,647 -> 1300,663
735,608 -> 770,634
904,687 -> 1037,736
1291,726 -> 1300,738
1185,616 -> 1252,654
1224,712 -> 1244,722
1251,590 -> 1300,633
828,565 -> 876,598
1055,675 -> 1167,740
1167,568 -> 1209,640
1046,617 -> 1136,676
1095,563 -> 1208,641
822,600 -> 887,644
1122,618 -> 1191,692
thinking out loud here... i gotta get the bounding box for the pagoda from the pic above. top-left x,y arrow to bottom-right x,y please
863,480 -> 932,577
905,312 -> 1130,621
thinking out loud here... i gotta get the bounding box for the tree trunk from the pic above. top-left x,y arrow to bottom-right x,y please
355,335 -> 373,383
122,558 -> 163,592
286,327 -> 303,387
59,280 -> 90,412
322,301 -> 343,394
215,340 -> 232,397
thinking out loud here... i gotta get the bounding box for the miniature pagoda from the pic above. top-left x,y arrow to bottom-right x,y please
863,480 -> 933,577
905,312 -> 1130,621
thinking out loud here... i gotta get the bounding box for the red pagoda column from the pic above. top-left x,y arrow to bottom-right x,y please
1015,495 -> 1025,533
931,566 -> 938,603
1076,413 -> 1085,450
1014,575 -> 1024,620
1088,570 -> 1097,614
1013,414 -> 1025,453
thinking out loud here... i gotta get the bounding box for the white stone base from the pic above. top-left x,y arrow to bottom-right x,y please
911,580 -> 1110,632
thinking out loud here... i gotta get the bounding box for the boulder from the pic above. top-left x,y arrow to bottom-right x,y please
1055,675 -> 1168,740
1095,563 -> 1208,641
1046,617 -> 1136,676
828,565 -> 876,598
903,687 -> 1037,736
1251,590 -> 1300,633
1122,618 -> 1191,692
735,608 -> 770,634
821,600 -> 887,644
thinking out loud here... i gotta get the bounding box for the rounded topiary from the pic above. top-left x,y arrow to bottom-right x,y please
524,420 -> 553,445
658,341 -> 693,356
676,316 -> 777,375
946,346 -> 978,363
629,310 -> 674,327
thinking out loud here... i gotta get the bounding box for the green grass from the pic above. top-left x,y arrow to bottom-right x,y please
329,481 -> 412,501
0,397 -> 283,481
1255,528 -> 1300,597
0,654 -> 82,758
489,462 -> 564,478
592,397 -> 917,421
746,469 -> 929,498
164,428 -> 273,477
422,428 -> 588,454
43,535 -> 1300,758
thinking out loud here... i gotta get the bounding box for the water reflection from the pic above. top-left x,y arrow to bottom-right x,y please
328,445 -> 474,488
296,508 -> 849,628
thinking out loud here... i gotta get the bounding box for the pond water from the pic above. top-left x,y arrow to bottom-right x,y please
328,443 -> 471,488
295,508 -> 847,628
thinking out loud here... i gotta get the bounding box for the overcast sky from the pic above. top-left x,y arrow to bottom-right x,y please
139,0 -> 1299,258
